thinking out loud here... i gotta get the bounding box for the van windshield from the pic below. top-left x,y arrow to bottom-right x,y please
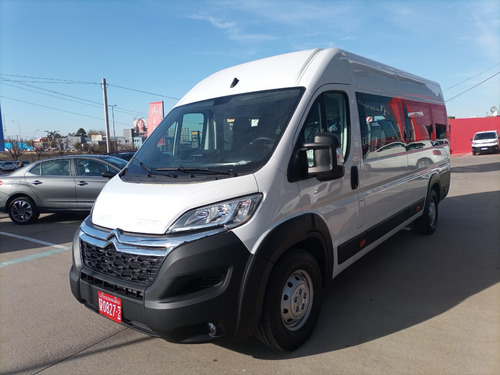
127,88 -> 304,180
474,132 -> 497,140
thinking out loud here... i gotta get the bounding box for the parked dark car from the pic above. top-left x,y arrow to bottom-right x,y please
111,151 -> 136,161
0,155 -> 127,224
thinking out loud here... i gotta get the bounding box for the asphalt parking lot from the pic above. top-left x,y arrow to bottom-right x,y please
1,154 -> 499,375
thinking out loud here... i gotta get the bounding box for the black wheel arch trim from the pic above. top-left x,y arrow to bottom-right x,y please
256,213 -> 333,283
234,213 -> 333,340
428,170 -> 450,202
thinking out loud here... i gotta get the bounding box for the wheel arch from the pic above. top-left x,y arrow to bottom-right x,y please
428,172 -> 444,202
6,192 -> 40,211
256,213 -> 334,284
234,213 -> 333,340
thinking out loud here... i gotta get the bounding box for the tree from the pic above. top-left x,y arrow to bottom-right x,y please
33,144 -> 44,160
87,129 -> 105,136
45,131 -> 61,149
75,128 -> 87,137
55,137 -> 70,156
5,137 -> 27,161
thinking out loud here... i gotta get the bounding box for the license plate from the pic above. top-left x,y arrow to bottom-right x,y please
98,291 -> 122,323
481,147 -> 488,150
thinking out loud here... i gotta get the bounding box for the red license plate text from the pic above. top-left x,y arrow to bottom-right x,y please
98,291 -> 122,323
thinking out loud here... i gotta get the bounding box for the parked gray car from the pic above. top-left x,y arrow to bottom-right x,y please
0,161 -> 20,173
0,155 -> 127,224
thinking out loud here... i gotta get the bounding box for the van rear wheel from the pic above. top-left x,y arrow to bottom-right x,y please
256,249 -> 322,351
415,189 -> 438,235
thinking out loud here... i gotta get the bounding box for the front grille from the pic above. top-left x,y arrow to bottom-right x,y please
81,240 -> 165,285
81,272 -> 145,300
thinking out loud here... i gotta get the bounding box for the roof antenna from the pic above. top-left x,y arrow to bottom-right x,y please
230,77 -> 239,88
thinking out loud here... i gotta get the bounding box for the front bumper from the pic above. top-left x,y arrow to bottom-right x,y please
472,145 -> 499,154
69,218 -> 270,343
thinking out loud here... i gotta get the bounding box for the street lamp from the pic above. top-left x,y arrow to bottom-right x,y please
109,105 -> 117,138
11,120 -> 21,139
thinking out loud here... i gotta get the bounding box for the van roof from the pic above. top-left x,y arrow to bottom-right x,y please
176,48 -> 444,107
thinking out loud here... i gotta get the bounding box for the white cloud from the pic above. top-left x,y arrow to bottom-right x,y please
189,0 -> 360,47
468,2 -> 500,59
189,13 -> 277,44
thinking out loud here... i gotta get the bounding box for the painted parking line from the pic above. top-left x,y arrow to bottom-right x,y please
0,231 -> 71,268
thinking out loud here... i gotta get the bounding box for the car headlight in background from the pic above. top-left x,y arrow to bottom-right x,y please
167,194 -> 262,234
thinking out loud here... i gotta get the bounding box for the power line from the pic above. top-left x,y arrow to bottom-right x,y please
0,95 -> 133,127
1,73 -> 181,101
0,80 -> 148,117
108,83 -> 180,101
444,62 -> 500,91
0,73 -> 98,85
1,81 -> 104,107
445,71 -> 500,102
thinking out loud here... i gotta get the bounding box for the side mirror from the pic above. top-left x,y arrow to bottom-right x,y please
102,171 -> 116,179
304,133 -> 345,181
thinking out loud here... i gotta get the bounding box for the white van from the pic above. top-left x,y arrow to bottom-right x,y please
70,48 -> 450,351
471,130 -> 500,155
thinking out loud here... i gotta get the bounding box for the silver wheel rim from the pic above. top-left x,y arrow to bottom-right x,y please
280,269 -> 313,331
11,200 -> 33,223
428,198 -> 437,227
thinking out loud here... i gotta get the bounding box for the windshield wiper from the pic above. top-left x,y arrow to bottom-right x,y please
132,157 -> 176,178
158,166 -> 238,177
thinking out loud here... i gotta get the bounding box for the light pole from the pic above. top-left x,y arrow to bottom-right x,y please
109,105 -> 117,138
11,120 -> 21,140
32,129 -> 40,150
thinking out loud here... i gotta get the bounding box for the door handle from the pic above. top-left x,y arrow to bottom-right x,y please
351,166 -> 359,190
77,181 -> 88,186
32,180 -> 42,185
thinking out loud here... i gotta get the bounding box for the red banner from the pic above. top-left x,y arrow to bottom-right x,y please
147,101 -> 164,137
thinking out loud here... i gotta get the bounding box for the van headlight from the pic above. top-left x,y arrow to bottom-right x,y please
167,194 -> 263,234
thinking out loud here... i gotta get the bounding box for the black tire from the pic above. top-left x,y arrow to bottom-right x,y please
256,249 -> 322,351
415,189 -> 438,235
8,196 -> 39,225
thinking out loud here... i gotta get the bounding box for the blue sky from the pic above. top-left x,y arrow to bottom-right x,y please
1,0 -> 499,140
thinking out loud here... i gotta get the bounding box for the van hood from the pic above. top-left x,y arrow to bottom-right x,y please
472,138 -> 497,146
91,174 -> 259,234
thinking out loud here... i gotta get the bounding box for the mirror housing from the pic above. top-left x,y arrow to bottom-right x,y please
102,171 -> 116,179
304,132 -> 345,181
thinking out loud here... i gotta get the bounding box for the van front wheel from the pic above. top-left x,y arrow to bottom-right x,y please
256,249 -> 322,351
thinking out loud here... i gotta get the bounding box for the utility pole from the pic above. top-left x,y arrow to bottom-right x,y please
102,78 -> 111,153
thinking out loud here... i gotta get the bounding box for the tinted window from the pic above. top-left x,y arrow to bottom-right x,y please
39,160 -> 71,176
474,132 -> 497,140
76,159 -> 113,176
302,91 -> 350,158
356,93 -> 404,158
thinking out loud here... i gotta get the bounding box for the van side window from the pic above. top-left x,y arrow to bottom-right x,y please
302,91 -> 350,158
356,93 -> 404,159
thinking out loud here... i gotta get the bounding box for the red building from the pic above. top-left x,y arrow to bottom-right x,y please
449,116 -> 500,154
